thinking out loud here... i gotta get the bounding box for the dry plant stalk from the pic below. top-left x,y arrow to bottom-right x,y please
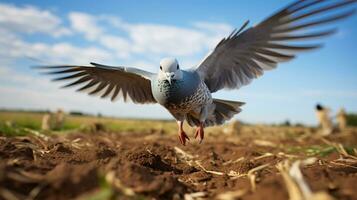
195,161 -> 224,175
253,140 -> 276,147
329,161 -> 357,170
276,159 -> 334,200
174,146 -> 194,159
175,146 -> 272,193
23,128 -> 50,141
175,146 -> 272,188
252,153 -> 274,161
184,192 -> 206,200
277,161 -> 302,200
6,172 -> 39,183
216,189 -> 247,200
247,163 -> 270,191
227,170 -> 245,179
175,147 -> 228,176
277,152 -> 299,159
105,171 -> 135,196
222,157 -> 245,166
0,188 -> 24,200
174,146 -> 196,166
320,138 -> 357,171
321,138 -> 357,160
335,143 -> 357,160
2,168 -> 46,200
26,183 -> 47,200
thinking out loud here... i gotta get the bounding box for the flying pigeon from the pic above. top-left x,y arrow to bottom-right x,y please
37,0 -> 356,145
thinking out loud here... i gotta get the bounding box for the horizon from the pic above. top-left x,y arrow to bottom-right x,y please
1,0 -> 357,125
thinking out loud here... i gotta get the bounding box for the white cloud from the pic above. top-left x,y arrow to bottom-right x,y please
0,14 -> 113,64
0,31 -> 113,64
119,21 -> 232,57
0,3 -> 71,37
68,12 -> 233,59
127,24 -> 207,56
69,12 -> 103,40
0,4 -> 234,64
0,5 -> 114,65
99,35 -> 131,58
47,43 -> 113,64
0,66 -> 53,91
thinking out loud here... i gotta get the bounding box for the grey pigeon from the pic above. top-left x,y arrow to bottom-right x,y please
37,0 -> 356,145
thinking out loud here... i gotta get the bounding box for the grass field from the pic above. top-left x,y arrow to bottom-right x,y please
0,111 -> 179,134
0,111 -> 229,137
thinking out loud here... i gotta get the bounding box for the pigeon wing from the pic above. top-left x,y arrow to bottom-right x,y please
195,0 -> 356,93
36,62 -> 157,104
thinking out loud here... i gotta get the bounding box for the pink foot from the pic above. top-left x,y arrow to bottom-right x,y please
194,124 -> 204,143
178,131 -> 190,145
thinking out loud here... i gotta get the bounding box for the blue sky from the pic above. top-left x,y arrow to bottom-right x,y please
0,0 -> 356,125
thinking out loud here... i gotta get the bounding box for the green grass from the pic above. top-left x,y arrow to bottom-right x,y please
0,111 -> 43,129
286,144 -> 356,157
0,111 -> 226,137
286,145 -> 335,157
0,111 -> 179,136
0,122 -> 29,137
78,174 -> 148,200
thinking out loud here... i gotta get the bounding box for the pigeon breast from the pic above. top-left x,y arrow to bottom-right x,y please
152,70 -> 201,107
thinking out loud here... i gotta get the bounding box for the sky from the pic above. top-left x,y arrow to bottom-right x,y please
0,0 -> 356,125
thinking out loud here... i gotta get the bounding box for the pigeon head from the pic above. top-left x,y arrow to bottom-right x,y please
158,57 -> 182,84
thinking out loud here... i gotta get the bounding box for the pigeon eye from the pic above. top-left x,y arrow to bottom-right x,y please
160,66 -> 162,70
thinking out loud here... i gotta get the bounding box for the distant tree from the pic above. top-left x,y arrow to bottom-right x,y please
294,123 -> 304,127
69,111 -> 84,116
346,113 -> 357,127
283,120 -> 291,127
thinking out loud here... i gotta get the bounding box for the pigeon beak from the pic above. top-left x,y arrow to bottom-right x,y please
166,73 -> 174,84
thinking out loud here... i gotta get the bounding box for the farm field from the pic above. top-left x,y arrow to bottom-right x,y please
0,111 -> 356,200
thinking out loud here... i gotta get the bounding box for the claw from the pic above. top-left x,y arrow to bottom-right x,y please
178,131 -> 190,145
194,123 -> 204,143
177,121 -> 190,145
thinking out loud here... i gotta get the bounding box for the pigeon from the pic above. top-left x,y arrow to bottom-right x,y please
36,0 -> 356,145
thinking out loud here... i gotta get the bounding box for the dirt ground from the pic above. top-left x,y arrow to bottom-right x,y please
0,127 -> 357,200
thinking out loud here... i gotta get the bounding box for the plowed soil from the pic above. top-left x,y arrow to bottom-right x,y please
0,127 -> 356,200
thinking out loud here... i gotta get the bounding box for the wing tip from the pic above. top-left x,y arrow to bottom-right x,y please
90,62 -> 106,68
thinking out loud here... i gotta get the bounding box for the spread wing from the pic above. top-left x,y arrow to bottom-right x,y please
36,62 -> 157,104
195,0 -> 356,93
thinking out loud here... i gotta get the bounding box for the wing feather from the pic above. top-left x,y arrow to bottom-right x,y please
195,0 -> 356,92
36,63 -> 156,104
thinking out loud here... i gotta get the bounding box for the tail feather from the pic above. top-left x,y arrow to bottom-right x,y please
186,98 -> 244,127
210,98 -> 244,126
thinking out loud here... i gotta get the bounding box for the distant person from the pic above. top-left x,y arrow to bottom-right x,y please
336,108 -> 347,131
54,109 -> 65,130
41,109 -> 66,131
41,113 -> 51,131
315,104 -> 333,136
223,120 -> 241,135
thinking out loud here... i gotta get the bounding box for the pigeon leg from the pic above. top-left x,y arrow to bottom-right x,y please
177,121 -> 189,145
194,122 -> 204,143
